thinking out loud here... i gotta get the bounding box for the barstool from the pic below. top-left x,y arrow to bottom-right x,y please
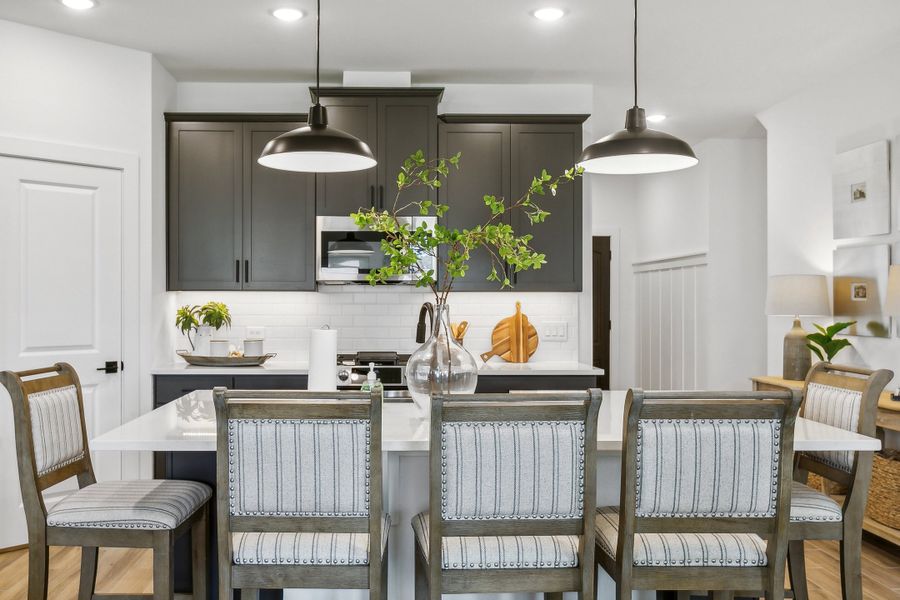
1,363 -> 211,600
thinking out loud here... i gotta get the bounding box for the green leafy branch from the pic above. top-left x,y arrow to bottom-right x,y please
351,149 -> 584,305
174,301 -> 233,351
806,321 -> 856,362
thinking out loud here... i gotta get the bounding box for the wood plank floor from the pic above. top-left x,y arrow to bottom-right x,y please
0,537 -> 897,599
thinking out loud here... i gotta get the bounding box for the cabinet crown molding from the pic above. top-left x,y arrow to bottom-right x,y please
310,87 -> 445,101
439,114 -> 589,125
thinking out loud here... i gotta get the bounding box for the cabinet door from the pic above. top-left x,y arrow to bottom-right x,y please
243,123 -> 316,290
377,97 -> 438,215
509,124 -> 583,291
437,123 -> 510,291
153,375 -> 234,408
168,122 -> 243,290
315,96 -> 378,216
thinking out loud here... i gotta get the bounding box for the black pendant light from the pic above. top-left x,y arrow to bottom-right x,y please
259,0 -> 376,173
578,0 -> 697,175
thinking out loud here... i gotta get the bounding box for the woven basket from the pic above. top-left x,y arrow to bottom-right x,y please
866,449 -> 900,529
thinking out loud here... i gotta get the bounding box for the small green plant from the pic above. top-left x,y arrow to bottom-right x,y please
351,149 -> 584,305
175,301 -> 232,351
175,305 -> 201,350
199,301 -> 232,331
806,321 -> 856,362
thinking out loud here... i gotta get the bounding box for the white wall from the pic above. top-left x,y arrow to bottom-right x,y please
169,81 -> 595,365
757,40 -> 900,392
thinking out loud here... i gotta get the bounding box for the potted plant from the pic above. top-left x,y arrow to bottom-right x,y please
175,301 -> 232,355
806,321 -> 856,363
351,150 -> 583,413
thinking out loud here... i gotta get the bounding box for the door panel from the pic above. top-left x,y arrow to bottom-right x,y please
244,123 -> 316,290
377,97 -> 438,215
0,156 -> 123,547
315,97 -> 378,216
592,237 -> 611,390
168,122 -> 243,290
437,123 -> 511,291
510,124 -> 583,291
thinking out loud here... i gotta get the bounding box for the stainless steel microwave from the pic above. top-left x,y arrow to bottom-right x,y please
316,216 -> 437,284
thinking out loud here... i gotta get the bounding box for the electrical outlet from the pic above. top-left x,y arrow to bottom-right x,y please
543,321 -> 568,341
246,326 -> 266,339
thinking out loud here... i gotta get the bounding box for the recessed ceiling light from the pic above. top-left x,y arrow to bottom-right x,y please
533,7 -> 565,22
61,0 -> 96,9
272,7 -> 304,22
646,114 -> 667,123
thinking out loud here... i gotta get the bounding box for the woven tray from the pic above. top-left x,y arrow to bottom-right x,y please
866,449 -> 900,529
176,350 -> 276,367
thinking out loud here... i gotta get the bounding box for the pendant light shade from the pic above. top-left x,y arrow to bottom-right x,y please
258,0 -> 376,173
258,105 -> 376,172
578,0 -> 697,175
578,107 -> 698,175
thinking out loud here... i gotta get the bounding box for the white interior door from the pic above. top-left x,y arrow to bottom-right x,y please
0,155 -> 123,548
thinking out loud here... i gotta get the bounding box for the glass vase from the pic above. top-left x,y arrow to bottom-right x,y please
405,304 -> 478,417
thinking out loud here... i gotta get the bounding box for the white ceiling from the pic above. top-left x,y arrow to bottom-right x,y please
3,0 -> 900,140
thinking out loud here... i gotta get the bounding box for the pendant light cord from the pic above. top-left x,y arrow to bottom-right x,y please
316,0 -> 321,97
633,0 -> 638,108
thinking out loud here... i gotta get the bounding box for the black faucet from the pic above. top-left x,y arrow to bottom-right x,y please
416,302 -> 434,343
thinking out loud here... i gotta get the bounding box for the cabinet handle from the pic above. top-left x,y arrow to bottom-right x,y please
379,185 -> 385,210
370,185 -> 375,208
244,259 -> 249,283
235,259 -> 240,283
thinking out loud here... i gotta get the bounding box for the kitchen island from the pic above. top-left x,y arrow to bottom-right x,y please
92,389 -> 879,600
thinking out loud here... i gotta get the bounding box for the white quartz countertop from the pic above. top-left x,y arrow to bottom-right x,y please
150,360 -> 604,376
92,389 -> 880,454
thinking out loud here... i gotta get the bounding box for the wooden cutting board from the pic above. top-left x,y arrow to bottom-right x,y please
480,302 -> 538,363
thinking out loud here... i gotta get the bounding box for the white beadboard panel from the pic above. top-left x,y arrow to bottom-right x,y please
634,254 -> 708,390
169,288 -> 580,363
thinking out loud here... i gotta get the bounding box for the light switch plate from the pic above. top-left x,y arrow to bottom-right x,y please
246,326 -> 266,339
543,321 -> 568,341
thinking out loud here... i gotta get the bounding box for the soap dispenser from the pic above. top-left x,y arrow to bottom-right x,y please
360,362 -> 382,394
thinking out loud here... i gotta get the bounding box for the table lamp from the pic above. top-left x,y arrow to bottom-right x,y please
766,274 -> 830,380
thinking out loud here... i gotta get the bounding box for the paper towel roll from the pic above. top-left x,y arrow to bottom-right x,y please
308,327 -> 338,391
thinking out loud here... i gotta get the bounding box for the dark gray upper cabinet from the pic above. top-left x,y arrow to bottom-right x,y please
167,117 -> 316,291
315,89 -> 440,216
243,122 -> 316,290
437,122 -> 510,291
168,122 -> 243,290
436,116 -> 585,292
314,97 -> 378,216
509,123 -> 583,291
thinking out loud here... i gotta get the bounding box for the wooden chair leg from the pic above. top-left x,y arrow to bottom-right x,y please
78,546 -> 98,600
27,542 -> 49,600
191,506 -> 208,600
839,533 -> 863,600
787,540 -> 809,600
152,531 -> 174,600
616,582 -> 631,600
544,593 -> 563,600
709,593 -> 735,600
379,540 -> 388,600
678,592 -> 693,600
240,589 -> 260,600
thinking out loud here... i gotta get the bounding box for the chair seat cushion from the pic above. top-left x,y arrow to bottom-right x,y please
411,512 -> 580,570
790,481 -> 843,523
232,514 -> 390,566
595,507 -> 768,567
46,480 -> 211,530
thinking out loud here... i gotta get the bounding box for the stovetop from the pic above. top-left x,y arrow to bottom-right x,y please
337,351 -> 411,367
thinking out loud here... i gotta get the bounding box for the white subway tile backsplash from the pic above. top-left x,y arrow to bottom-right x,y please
168,288 -> 579,363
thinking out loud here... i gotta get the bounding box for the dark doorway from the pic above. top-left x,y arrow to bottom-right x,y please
592,236 -> 611,389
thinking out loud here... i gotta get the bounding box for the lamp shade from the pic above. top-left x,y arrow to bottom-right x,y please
765,274 -> 830,317
885,265 -> 900,317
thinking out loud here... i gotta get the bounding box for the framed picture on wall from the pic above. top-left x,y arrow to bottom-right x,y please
833,244 -> 891,337
832,140 -> 890,239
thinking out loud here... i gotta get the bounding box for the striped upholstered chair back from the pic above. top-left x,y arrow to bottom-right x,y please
595,389 -> 801,596
0,363 -> 96,518
213,387 -> 386,594
798,362 -> 892,481
420,391 -> 602,596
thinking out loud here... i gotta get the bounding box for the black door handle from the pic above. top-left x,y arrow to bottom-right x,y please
370,185 -> 375,208
235,259 -> 240,283
244,259 -> 249,283
379,185 -> 385,210
97,361 -> 119,374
